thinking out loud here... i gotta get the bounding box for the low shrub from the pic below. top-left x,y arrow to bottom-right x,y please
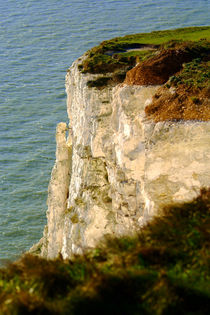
0,188 -> 209,314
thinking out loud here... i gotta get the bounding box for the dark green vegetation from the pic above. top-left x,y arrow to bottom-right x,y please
168,57 -> 210,90
0,189 -> 210,314
82,26 -> 210,74
79,26 -> 210,88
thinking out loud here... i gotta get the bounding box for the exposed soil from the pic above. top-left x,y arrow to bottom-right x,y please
124,48 -> 193,85
145,85 -> 210,122
83,30 -> 210,121
123,41 -> 210,121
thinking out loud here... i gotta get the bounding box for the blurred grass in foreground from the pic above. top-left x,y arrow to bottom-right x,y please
0,188 -> 209,314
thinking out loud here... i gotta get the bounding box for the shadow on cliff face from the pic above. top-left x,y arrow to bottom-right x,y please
0,188 -> 210,314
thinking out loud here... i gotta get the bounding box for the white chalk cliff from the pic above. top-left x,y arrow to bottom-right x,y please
36,54 -> 210,259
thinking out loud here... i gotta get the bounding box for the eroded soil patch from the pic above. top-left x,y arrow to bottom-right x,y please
145,85 -> 210,121
124,48 -> 193,85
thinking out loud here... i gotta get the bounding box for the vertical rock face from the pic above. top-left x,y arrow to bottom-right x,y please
39,55 -> 210,259
41,122 -> 72,258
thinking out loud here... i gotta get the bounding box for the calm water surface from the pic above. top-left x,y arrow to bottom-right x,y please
0,0 -> 209,262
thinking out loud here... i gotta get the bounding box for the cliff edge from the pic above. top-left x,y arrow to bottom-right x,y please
32,27 -> 210,259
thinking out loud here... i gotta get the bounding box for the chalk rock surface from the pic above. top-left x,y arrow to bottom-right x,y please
38,55 -> 210,259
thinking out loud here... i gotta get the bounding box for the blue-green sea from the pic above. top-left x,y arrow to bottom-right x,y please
0,0 -> 209,263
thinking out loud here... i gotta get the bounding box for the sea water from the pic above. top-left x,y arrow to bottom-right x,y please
0,0 -> 209,262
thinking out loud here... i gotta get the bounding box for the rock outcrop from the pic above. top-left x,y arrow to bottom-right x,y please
36,53 -> 210,259
124,48 -> 193,85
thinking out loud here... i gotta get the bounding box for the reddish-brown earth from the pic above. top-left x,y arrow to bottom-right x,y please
145,85 -> 210,122
124,49 -> 192,85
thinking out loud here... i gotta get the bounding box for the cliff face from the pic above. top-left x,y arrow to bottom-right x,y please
38,54 -> 210,259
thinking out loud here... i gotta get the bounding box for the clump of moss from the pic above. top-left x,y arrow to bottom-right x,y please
70,213 -> 79,224
0,188 -> 210,314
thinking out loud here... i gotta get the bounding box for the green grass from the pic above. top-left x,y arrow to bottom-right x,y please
169,58 -> 210,89
114,49 -> 155,60
102,26 -> 210,47
81,26 -> 210,76
0,188 -> 210,314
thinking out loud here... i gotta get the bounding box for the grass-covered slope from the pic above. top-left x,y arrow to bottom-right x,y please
0,189 -> 209,314
81,26 -> 210,75
80,26 -> 210,121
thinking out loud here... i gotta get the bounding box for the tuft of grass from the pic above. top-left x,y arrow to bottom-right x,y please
0,188 -> 210,314
169,58 -> 210,89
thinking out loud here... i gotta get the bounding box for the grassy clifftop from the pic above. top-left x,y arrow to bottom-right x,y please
0,189 -> 209,314
80,26 -> 210,122
81,26 -> 210,74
